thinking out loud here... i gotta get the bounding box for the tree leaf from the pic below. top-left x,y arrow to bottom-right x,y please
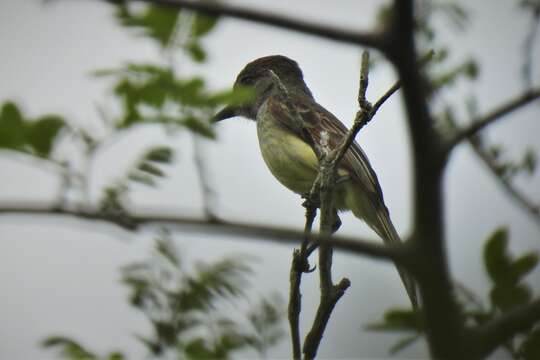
145,146 -> 173,163
42,336 -> 97,360
511,252 -> 539,282
191,14 -> 218,37
185,41 -> 206,63
521,327 -> 540,360
522,149 -> 536,175
484,228 -> 513,285
389,334 -> 421,354
366,308 -> 423,332
114,4 -> 180,48
128,172 -> 156,186
490,283 -> 531,312
0,101 -> 25,150
182,116 -> 215,138
25,115 -> 65,157
138,162 -> 164,177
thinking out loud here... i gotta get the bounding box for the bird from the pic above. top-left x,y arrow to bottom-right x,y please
214,55 -> 418,309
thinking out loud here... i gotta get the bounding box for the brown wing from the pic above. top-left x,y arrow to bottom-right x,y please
267,93 -> 387,210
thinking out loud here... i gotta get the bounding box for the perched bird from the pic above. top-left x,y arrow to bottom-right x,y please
214,55 -> 418,309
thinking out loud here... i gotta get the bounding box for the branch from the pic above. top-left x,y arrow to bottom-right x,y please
131,0 -> 384,49
0,202 -> 405,262
387,0 -> 467,358
447,88 -> 540,151
288,204 -> 317,360
468,136 -> 540,225
469,298 -> 540,359
303,51 -> 392,360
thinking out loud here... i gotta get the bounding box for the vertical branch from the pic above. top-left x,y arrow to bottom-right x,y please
386,0 -> 465,358
192,135 -> 220,220
302,51 -> 373,359
288,203 -> 317,360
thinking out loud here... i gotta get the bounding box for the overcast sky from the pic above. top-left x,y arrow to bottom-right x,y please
1,0 -> 539,359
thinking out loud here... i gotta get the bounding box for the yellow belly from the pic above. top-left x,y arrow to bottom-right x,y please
257,118 -> 318,195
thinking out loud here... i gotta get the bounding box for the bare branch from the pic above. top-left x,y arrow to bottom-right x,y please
469,298 -> 540,359
288,204 -> 317,360
469,136 -> 540,225
0,202 -> 404,262
447,88 -> 540,151
131,0 -> 384,49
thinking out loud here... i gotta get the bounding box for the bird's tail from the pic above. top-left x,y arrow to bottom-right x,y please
374,209 -> 419,310
344,183 -> 419,309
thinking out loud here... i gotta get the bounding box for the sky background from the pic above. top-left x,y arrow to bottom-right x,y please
1,0 -> 539,359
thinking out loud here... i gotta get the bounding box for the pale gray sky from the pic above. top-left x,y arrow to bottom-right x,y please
0,1 -> 539,359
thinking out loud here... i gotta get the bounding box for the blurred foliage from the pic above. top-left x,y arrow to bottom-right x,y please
0,101 -> 66,158
43,231 -> 285,359
369,228 -> 540,358
0,1 -> 254,217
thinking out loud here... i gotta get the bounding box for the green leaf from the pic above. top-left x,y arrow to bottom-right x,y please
185,41 -> 206,63
138,162 -> 164,177
511,253 -> 539,281
389,334 -> 421,355
366,308 -> 423,332
210,87 -> 254,108
522,150 -> 536,175
153,320 -> 177,345
484,228 -> 513,285
0,102 -> 65,158
191,14 -> 218,37
145,146 -> 173,163
521,327 -> 540,360
0,101 -> 25,150
115,4 -> 180,47
490,283 -> 531,312
106,352 -> 125,360
154,234 -> 180,267
42,336 -> 97,360
128,172 -> 156,186
26,115 -> 65,157
182,116 -> 215,138
184,338 -> 216,359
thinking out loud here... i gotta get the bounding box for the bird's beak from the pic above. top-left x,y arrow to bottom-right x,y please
212,105 -> 239,123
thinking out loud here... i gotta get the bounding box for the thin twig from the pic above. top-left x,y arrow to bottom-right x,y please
192,135 -> 220,220
131,0 -> 384,49
303,51 -> 375,360
288,204 -> 317,360
446,88 -> 540,151
469,136 -> 540,225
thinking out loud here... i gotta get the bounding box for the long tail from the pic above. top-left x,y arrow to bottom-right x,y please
344,183 -> 419,309
374,209 -> 419,310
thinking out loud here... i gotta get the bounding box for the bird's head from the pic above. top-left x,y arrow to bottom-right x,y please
213,55 -> 312,122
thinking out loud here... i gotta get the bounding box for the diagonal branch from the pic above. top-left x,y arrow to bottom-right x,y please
132,0 -> 384,48
468,136 -> 540,225
469,298 -> 540,359
446,88 -> 540,151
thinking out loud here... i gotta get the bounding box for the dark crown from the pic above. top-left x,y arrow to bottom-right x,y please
235,55 -> 313,97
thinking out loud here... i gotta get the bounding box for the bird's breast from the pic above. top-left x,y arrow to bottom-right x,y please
256,109 -> 318,195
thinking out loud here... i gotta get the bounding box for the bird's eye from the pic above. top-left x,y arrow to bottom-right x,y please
240,75 -> 255,85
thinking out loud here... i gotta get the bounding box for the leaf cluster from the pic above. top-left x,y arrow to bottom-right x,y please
43,231 -> 285,359
368,228 -> 540,358
0,101 -> 66,158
